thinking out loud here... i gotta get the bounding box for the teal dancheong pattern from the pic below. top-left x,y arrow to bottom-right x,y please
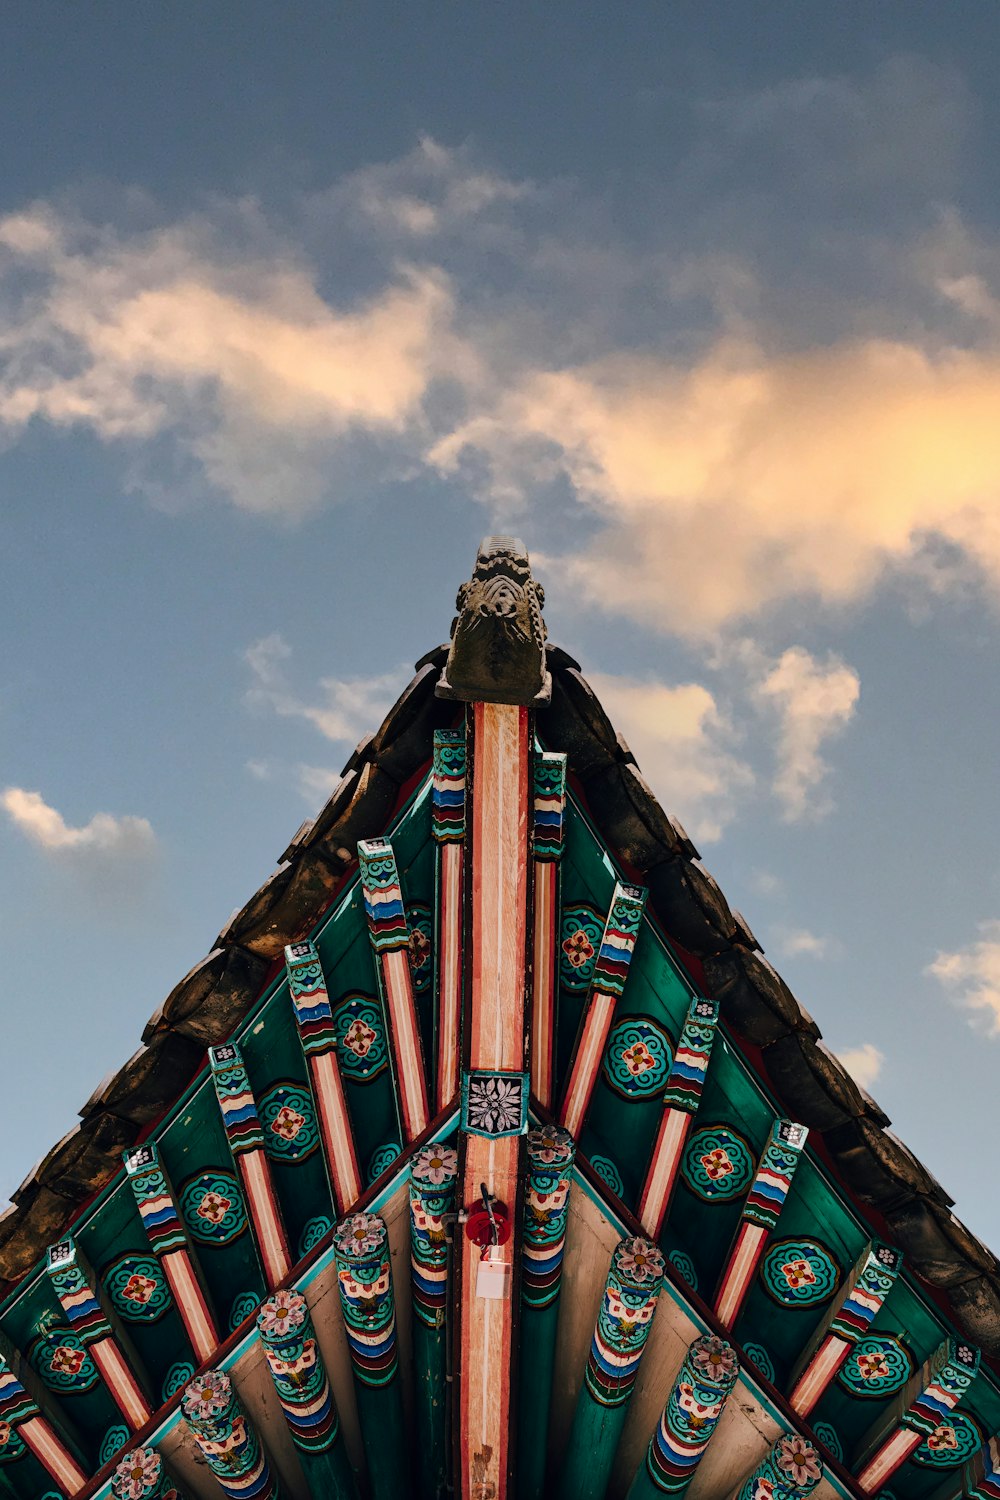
760,1239 -> 840,1308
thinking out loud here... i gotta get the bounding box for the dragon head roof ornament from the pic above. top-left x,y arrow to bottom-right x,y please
436,535 -> 551,706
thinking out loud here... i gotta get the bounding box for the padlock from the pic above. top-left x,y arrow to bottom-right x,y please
475,1246 -> 511,1301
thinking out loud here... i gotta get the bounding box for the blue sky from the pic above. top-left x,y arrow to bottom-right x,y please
3,6 -> 1000,1249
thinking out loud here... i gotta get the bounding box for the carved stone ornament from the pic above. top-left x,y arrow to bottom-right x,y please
436,535 -> 551,705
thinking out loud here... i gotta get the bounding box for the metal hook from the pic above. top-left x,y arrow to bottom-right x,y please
479,1182 -> 499,1247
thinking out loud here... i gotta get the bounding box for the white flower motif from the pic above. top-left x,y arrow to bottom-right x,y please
466,1075 -> 524,1135
411,1143 -> 459,1186
527,1125 -> 573,1165
112,1447 -> 160,1500
182,1371 -> 232,1421
258,1288 -> 306,1335
616,1236 -> 665,1284
776,1434 -> 822,1484
335,1212 -> 384,1259
691,1335 -> 737,1381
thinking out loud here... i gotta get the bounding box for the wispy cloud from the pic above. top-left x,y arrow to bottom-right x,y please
586,671 -> 753,843
4,86 -> 1000,646
335,134 -> 534,240
244,633 -> 408,800
835,1042 -> 884,1091
752,647 -> 860,821
777,927 -> 829,959
1,787 -> 156,858
0,203 -> 455,517
927,921 -> 1000,1033
245,632 -> 406,746
437,335 -> 1000,638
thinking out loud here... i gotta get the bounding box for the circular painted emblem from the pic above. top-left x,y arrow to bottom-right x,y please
682,1125 -> 754,1201
836,1335 -> 913,1398
258,1080 -> 319,1163
559,904 -> 604,991
912,1413 -> 982,1469
178,1168 -> 248,1245
27,1329 -> 99,1395
299,1215 -> 333,1257
333,994 -> 388,1082
406,903 -> 433,995
760,1239 -> 840,1307
601,1016 -> 672,1099
589,1153 -> 625,1198
367,1141 -> 402,1183
104,1253 -> 172,1323
161,1361 -> 195,1402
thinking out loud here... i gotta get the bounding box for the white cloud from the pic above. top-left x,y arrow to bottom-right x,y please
586,671 -> 753,843
749,868 -> 783,898
7,124 -> 1000,646
434,334 -> 1000,638
835,1042 -> 884,1091
751,647 -> 860,820
777,928 -> 829,959
927,921 -> 1000,1034
245,632 -> 406,747
1,787 -> 156,858
337,135 -> 533,240
0,202 -> 455,516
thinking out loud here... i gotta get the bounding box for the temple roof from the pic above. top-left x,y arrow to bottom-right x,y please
1,536 -> 998,1500
4,640 -> 994,1354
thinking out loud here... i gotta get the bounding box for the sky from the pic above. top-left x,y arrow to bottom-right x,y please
2,4 -> 1000,1251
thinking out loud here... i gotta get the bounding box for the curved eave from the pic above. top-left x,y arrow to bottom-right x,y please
1,640 -> 998,1374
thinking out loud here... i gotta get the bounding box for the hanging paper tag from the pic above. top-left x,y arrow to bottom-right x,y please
476,1248 -> 511,1300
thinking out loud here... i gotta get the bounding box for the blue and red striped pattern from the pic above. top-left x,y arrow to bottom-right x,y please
743,1120 -> 808,1232
522,1125 -> 575,1309
584,1237 -> 664,1407
829,1244 -> 902,1343
532,752 -> 566,862
284,941 -> 337,1057
902,1338 -> 980,1440
432,730 -> 467,843
0,1349 -> 39,1427
662,997 -> 719,1113
646,1335 -> 739,1494
47,1240 -> 113,1344
408,1143 -> 459,1328
123,1144 -> 188,1257
358,840 -> 410,953
590,884 -> 647,1001
209,1044 -> 265,1157
257,1291 -> 340,1453
334,1213 -> 399,1388
182,1371 -> 277,1500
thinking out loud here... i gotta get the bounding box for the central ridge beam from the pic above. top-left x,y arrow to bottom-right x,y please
436,533 -> 551,1500
457,698 -> 531,1500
